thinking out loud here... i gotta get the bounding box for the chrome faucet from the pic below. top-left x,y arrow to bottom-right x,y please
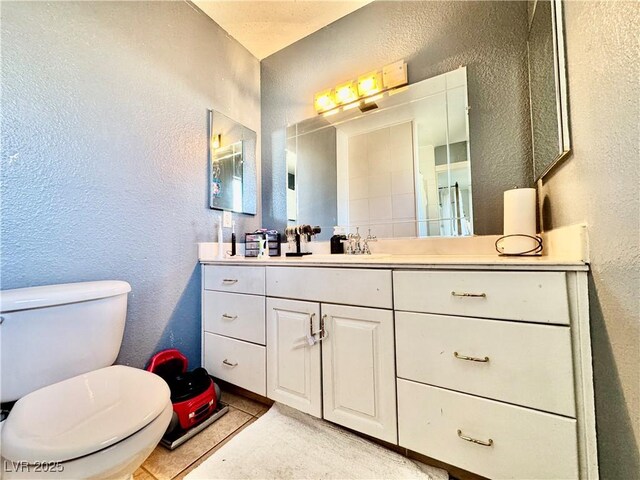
362,229 -> 377,255
342,227 -> 376,255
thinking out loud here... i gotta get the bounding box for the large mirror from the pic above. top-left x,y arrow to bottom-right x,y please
286,68 -> 470,240
209,109 -> 257,214
265,1 -> 571,239
529,0 -> 571,179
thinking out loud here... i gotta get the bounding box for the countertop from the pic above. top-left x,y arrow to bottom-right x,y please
199,253 -> 588,271
198,226 -> 590,271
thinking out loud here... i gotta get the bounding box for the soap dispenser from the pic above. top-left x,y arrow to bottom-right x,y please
330,226 -> 347,254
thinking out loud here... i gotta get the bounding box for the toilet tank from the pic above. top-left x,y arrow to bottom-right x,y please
0,281 -> 131,403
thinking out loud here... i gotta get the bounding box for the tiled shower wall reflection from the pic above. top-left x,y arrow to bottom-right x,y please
346,122 -> 416,238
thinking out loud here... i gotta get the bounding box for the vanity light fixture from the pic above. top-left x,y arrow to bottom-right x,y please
334,81 -> 358,106
314,89 -> 337,113
313,60 -> 408,115
357,71 -> 382,97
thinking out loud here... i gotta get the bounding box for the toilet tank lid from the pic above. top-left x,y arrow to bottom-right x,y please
0,281 -> 131,313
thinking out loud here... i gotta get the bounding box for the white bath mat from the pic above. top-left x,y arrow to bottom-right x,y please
186,403 -> 448,480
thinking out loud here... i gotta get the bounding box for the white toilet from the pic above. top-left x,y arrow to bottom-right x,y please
0,281 -> 173,480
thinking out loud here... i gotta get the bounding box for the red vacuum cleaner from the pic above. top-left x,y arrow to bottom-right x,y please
146,349 -> 228,449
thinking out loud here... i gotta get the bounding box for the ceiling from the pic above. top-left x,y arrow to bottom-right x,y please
193,0 -> 373,60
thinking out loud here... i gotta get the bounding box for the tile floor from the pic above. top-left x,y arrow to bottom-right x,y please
134,390 -> 270,480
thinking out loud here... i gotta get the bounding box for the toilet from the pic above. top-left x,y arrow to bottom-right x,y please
0,281 -> 173,480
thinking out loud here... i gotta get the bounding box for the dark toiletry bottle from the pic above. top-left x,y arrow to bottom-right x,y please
330,226 -> 346,254
231,221 -> 236,256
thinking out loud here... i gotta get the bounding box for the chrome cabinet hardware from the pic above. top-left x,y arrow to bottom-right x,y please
222,313 -> 238,320
222,359 -> 238,367
317,314 -> 328,341
222,278 -> 238,285
309,312 -> 316,338
454,351 -> 490,363
451,291 -> 486,298
457,429 -> 493,447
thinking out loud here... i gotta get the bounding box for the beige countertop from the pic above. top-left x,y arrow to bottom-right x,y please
198,225 -> 590,271
199,252 -> 588,271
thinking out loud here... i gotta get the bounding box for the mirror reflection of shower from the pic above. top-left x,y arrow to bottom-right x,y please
343,68 -> 472,238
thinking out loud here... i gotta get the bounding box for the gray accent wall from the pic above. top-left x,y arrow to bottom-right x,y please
538,2 -> 640,477
261,1 -> 532,236
1,1 -> 261,369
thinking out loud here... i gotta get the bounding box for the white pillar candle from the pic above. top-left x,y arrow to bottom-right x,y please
503,188 -> 537,254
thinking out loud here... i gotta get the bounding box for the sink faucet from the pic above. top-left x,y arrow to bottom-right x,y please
362,229 -> 377,255
342,227 -> 376,255
353,227 -> 362,254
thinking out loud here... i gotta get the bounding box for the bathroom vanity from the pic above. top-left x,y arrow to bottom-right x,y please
200,250 -> 597,480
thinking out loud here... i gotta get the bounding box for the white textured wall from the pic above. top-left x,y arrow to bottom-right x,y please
1,1 -> 261,368
261,1 -> 531,236
538,2 -> 640,477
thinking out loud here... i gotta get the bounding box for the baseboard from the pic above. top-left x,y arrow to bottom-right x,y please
217,379 -> 274,407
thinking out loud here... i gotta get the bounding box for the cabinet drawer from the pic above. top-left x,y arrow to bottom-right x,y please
394,270 -> 570,324
266,267 -> 392,309
203,333 -> 266,396
397,379 -> 579,480
396,312 -> 575,416
203,265 -> 265,295
203,291 -> 265,345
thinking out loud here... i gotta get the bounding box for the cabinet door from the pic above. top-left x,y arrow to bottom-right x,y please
321,303 -> 397,443
266,298 -> 322,417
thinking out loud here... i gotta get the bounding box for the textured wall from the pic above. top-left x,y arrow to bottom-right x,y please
261,1 -> 531,236
538,2 -> 640,477
1,1 -> 261,369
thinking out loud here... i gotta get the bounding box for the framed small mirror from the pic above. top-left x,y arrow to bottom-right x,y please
208,109 -> 257,214
528,0 -> 571,180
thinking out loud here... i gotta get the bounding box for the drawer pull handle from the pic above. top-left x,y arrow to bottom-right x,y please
222,279 -> 238,285
451,291 -> 486,298
222,314 -> 238,320
454,352 -> 490,363
222,359 -> 238,367
457,429 -> 493,447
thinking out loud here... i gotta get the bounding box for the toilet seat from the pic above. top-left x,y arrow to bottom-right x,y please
1,365 -> 170,463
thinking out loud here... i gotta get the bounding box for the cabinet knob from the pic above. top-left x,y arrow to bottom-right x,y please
222,279 -> 238,285
222,314 -> 238,320
222,359 -> 238,367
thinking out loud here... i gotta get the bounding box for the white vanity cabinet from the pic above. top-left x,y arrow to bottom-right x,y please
201,266 -> 267,396
320,303 -> 397,443
394,269 -> 593,480
266,298 -> 322,417
201,260 -> 597,480
265,268 -> 397,443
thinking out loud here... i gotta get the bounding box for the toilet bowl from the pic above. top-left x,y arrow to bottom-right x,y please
0,281 -> 173,479
1,366 -> 172,480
